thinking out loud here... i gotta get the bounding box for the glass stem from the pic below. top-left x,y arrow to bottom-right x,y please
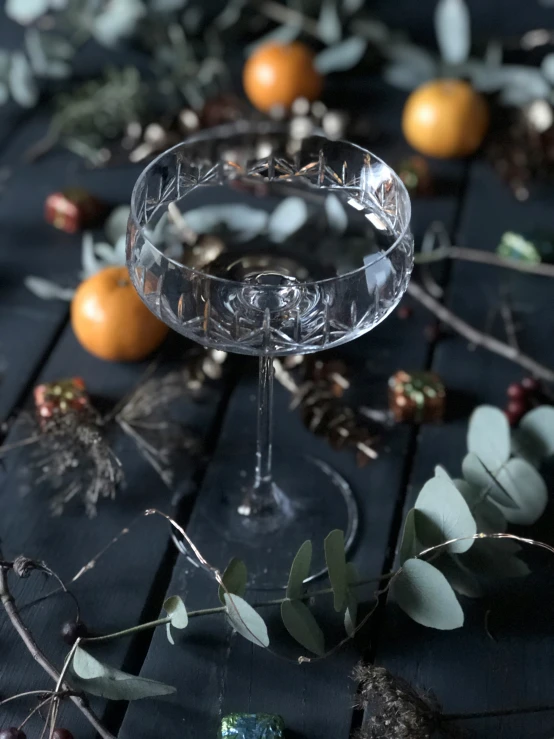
255,355 -> 273,488
238,355 -> 275,517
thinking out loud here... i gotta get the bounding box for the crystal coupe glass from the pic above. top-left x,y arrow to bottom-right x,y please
127,122 -> 413,585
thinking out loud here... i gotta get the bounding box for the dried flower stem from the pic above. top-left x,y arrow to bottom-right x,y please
414,245 -> 554,277
0,560 -> 115,739
407,281 -> 554,382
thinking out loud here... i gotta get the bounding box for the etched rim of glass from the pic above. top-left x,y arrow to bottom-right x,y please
129,120 -> 413,290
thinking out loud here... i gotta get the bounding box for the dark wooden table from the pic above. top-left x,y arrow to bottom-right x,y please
1,80 -> 554,739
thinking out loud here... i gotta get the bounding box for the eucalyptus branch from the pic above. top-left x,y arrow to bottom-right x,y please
407,281 -> 554,382
0,559 -> 116,739
414,245 -> 554,278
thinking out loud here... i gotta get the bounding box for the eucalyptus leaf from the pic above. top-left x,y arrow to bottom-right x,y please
383,61 -> 436,91
94,243 -> 123,265
267,197 -> 308,243
71,647 -> 176,700
40,34 -> 75,61
414,475 -> 476,553
325,193 -> 348,234
151,0 -> 189,9
44,60 -> 71,79
351,18 -> 390,44
399,508 -> 420,564
0,51 -> 9,79
164,595 -> 188,629
184,205 -> 268,242
462,539 -> 531,579
24,276 -> 74,301
542,53 -> 554,84
491,458 -> 548,525
343,0 -> 365,13
281,599 -> 325,655
246,24 -> 301,56
6,0 -> 51,25
314,37 -> 367,74
435,0 -> 471,65
81,232 -> 102,278
215,0 -> 247,30
218,557 -> 248,604
105,205 -> 131,245
286,540 -> 312,600
317,0 -> 342,45
518,406 -> 554,462
165,623 -> 174,645
9,52 -> 38,108
392,559 -> 464,630
225,594 -> 269,648
92,0 -> 146,47
24,29 -> 47,74
454,478 -> 507,533
467,405 -> 511,471
344,589 -> 358,637
324,530 -> 347,612
461,452 -> 518,509
437,553 -> 483,598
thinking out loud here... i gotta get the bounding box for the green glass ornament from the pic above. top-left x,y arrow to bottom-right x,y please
219,713 -> 285,739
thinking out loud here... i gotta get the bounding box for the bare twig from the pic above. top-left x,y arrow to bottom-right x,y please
414,244 -> 554,278
0,561 -> 115,739
407,281 -> 554,382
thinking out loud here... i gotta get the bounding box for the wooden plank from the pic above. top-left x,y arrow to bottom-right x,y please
0,112 -> 142,424
116,183 -> 465,739
0,326 -> 226,736
371,162 -> 554,738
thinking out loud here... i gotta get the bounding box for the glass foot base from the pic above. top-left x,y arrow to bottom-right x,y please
175,451 -> 358,589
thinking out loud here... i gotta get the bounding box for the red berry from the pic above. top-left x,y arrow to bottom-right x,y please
507,382 -> 526,400
52,730 -> 74,739
397,305 -> 413,320
522,376 -> 540,393
506,399 -> 527,425
0,729 -> 26,739
61,620 -> 88,645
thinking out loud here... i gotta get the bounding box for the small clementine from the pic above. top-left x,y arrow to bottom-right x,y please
71,266 -> 168,362
402,79 -> 489,159
243,41 -> 323,113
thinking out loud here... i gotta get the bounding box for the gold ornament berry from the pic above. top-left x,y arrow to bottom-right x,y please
402,79 -> 489,159
243,42 -> 323,113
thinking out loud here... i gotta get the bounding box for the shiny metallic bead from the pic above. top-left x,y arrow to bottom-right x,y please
219,713 -> 285,739
292,96 -> 310,116
311,100 -> 327,119
322,110 -> 349,140
524,99 -> 553,133
290,115 -> 314,141
179,108 -> 201,134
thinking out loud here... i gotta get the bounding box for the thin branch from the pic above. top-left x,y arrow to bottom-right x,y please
414,245 -> 554,278
0,562 -> 116,739
407,281 -> 554,383
0,690 -> 58,707
19,696 -> 56,732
